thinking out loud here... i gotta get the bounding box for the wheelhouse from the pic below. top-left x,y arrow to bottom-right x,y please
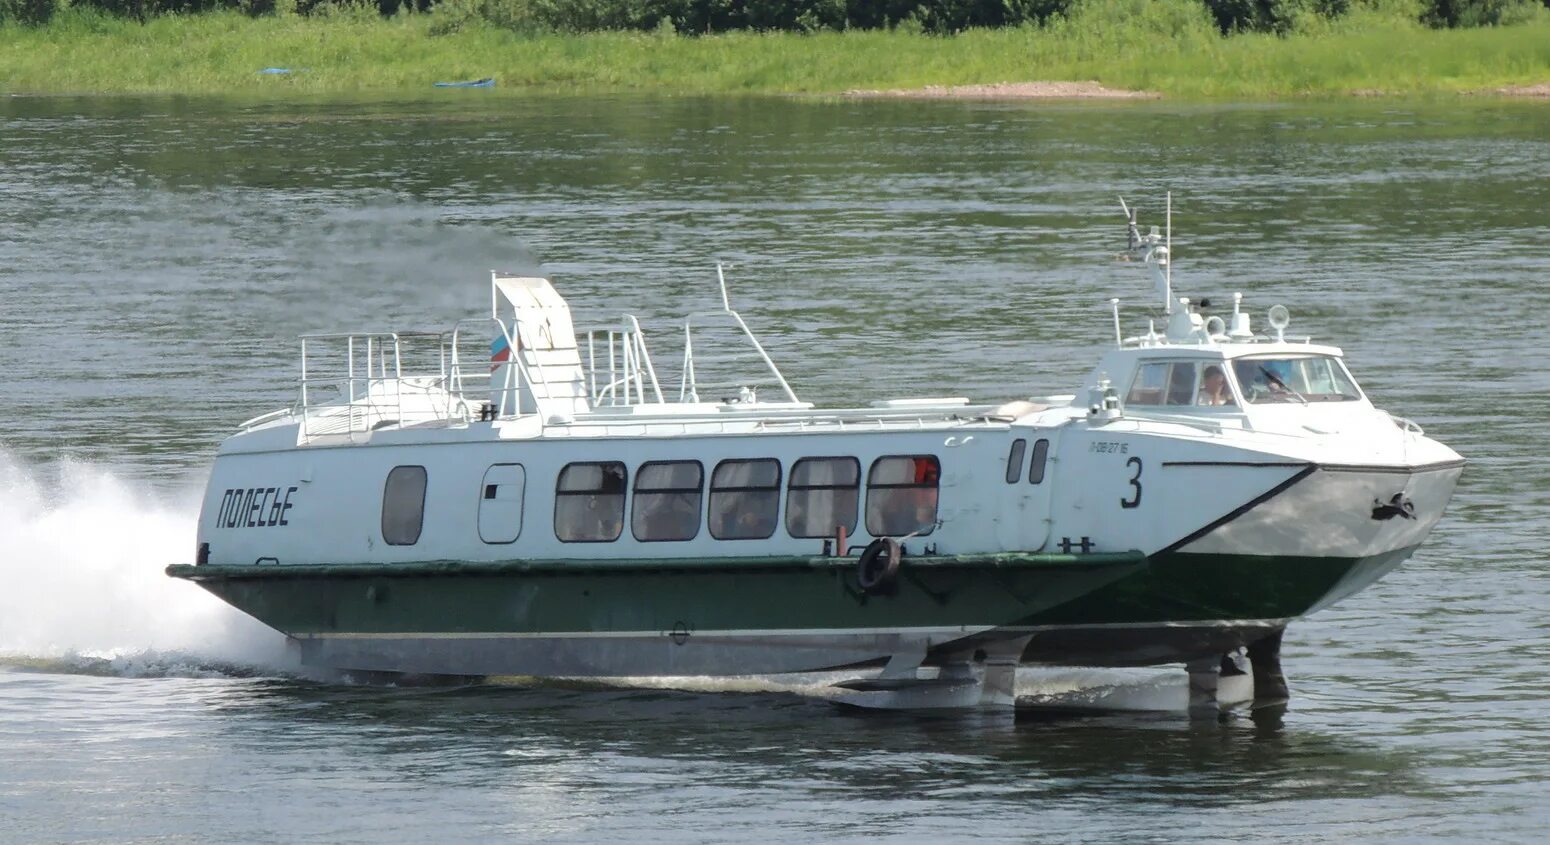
1229,353 -> 1363,404
1115,349 -> 1366,412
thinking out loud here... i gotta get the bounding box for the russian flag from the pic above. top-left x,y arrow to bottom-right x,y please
490,334 -> 512,372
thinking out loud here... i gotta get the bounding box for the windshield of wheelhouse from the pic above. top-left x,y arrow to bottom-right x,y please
1231,355 -> 1362,404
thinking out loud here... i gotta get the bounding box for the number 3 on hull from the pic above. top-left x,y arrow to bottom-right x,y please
1121,457 -> 1143,509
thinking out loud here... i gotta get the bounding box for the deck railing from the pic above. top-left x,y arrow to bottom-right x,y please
291,331 -> 473,443
582,316 -> 664,407
246,267 -> 815,440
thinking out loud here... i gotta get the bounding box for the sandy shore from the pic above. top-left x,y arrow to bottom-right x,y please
1494,82 -> 1550,97
851,80 -> 1550,100
844,81 -> 1161,100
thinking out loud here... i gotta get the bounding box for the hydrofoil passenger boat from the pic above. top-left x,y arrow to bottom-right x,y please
168,200 -> 1462,712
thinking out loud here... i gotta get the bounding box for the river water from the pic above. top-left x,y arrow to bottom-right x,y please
1,94 -> 1547,843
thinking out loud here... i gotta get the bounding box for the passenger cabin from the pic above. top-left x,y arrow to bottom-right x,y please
205,271 -> 1061,567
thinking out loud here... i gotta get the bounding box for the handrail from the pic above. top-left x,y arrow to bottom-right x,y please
728,309 -> 799,403
624,314 -> 665,403
678,308 -> 800,405
1115,408 -> 1231,434
450,316 -> 510,414
450,316 -> 549,435
298,330 -> 444,340
238,408 -> 292,431
514,317 -> 550,399
555,407 -> 994,431
1115,405 -> 1391,442
296,329 -> 476,443
267,270 -> 814,440
579,316 -> 665,407
680,320 -> 697,403
1388,412 -> 1425,435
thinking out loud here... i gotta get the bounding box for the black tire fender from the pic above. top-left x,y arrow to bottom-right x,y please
857,537 -> 902,595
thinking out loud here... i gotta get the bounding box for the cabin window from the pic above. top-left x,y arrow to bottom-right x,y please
1196,364 -> 1238,407
1232,355 -> 1362,404
786,457 -> 860,539
1028,439 -> 1050,485
554,461 -> 627,542
1005,439 -> 1027,484
632,461 -> 704,542
381,465 -> 427,546
709,459 -> 781,540
478,464 -> 526,544
866,455 -> 940,537
1125,361 -> 1200,407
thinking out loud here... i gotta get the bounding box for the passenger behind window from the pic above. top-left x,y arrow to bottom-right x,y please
632,461 -> 702,542
1233,358 -> 1307,402
555,462 -> 626,542
1196,365 -> 1236,406
635,491 -> 700,541
709,459 -> 781,540
866,456 -> 940,537
786,457 -> 859,538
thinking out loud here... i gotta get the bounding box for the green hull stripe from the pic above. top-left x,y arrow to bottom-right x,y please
165,550 -> 1144,581
164,549 -> 1415,639
167,555 -> 1145,636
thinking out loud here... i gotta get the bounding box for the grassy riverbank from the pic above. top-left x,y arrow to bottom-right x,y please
2,8 -> 1547,98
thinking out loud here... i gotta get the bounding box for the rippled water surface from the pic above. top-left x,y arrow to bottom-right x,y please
2,95 -> 1548,843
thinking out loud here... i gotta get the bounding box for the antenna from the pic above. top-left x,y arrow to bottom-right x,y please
1118,195 -> 1174,315
1119,196 -> 1139,251
1109,298 -> 1122,348
715,262 -> 731,312
1165,191 -> 1172,312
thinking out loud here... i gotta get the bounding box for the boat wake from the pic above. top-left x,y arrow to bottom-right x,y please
488,668 -> 1217,715
0,448 -> 293,679
1014,667 -> 1251,714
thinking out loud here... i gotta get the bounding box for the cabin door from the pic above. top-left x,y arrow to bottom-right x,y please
478,464 -> 526,544
1000,433 -> 1055,551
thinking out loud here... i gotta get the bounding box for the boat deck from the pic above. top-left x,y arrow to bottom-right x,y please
233,395 -> 1079,450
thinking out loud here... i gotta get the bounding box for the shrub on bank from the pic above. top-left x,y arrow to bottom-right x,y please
414,0 -> 1549,33
0,0 -> 57,25
4,0 -> 1547,30
423,0 -> 1073,35
1424,0 -> 1547,24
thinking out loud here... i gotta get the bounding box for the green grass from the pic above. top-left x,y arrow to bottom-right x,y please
1,9 -> 1547,98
